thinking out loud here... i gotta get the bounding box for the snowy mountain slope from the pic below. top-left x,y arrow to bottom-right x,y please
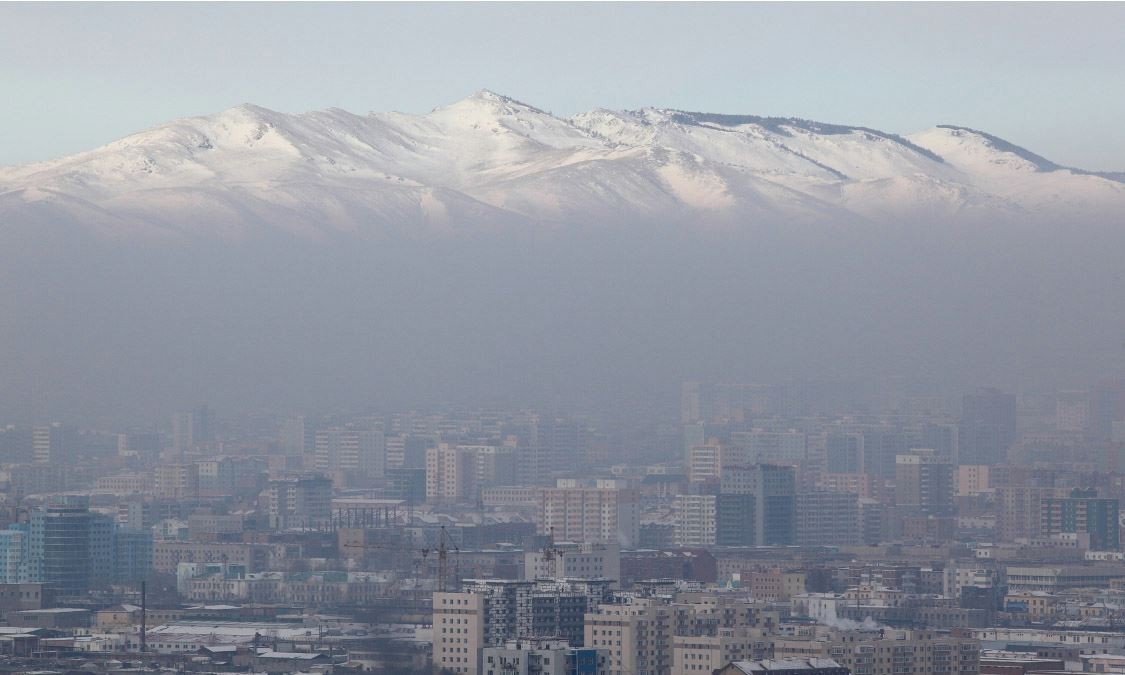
908,125 -> 1125,217
1,90 -> 1121,238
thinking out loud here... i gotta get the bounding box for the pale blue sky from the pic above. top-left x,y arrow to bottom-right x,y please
2,2 -> 1123,170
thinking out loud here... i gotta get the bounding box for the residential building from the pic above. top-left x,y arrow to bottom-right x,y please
1040,488 -> 1120,551
722,465 -> 796,546
717,659 -> 848,675
1056,391 -> 1090,433
172,405 -> 213,455
152,541 -> 271,574
427,444 -> 480,503
687,445 -> 722,484
434,579 -> 612,675
32,423 -> 73,464
773,628 -> 980,675
795,491 -> 859,547
1005,564 -> 1125,592
733,430 -> 807,466
585,596 -> 674,675
825,434 -> 864,474
671,595 -> 777,675
0,530 -> 28,583
956,465 -> 990,497
315,426 -> 385,483
154,463 -> 200,499
959,389 -> 1016,466
268,475 -> 333,529
539,484 -> 640,547
525,542 -> 620,583
675,495 -> 717,548
716,494 -> 756,547
482,639 -> 607,675
895,449 -> 955,517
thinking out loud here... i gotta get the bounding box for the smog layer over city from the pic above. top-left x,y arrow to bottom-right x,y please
0,3 -> 1124,675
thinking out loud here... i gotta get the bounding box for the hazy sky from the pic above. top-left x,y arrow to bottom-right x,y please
2,2 -> 1123,170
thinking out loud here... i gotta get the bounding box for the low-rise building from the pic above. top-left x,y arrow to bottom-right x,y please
718,658 -> 849,675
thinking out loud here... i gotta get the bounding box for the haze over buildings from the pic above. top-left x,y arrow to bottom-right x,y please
1,3 -> 1124,674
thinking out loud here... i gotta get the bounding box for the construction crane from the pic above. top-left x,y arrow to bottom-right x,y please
419,525 -> 460,592
541,527 -> 565,564
349,529 -> 460,592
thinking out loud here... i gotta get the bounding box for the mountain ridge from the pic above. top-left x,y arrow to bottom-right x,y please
2,91 -> 1123,238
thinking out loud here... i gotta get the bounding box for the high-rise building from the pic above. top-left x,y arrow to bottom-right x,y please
729,430 -> 807,466
682,382 -> 781,424
671,596 -> 777,675
585,596 -> 674,675
508,416 -> 583,486
116,430 -> 161,460
684,422 -> 707,460
682,382 -> 705,425
195,456 -> 267,497
913,422 -> 959,465
538,484 -> 640,547
32,423 -> 73,464
674,494 -> 717,548
1055,391 -> 1090,433
722,464 -> 796,546
825,434 -> 864,474
716,494 -> 756,547
268,475 -> 333,529
466,445 -> 517,492
895,449 -> 955,517
280,415 -> 316,456
153,463 -> 200,499
859,498 -> 885,546
0,529 -> 28,583
860,427 -> 907,479
434,579 -> 612,675
956,465 -> 990,497
400,433 -> 439,470
27,496 -> 116,596
315,426 -> 385,483
757,464 -> 797,546
0,426 -> 33,464
172,405 -> 213,455
1090,380 -> 1125,442
959,389 -> 1017,465
427,444 -> 476,502
386,467 -> 427,504
996,484 -> 1069,540
687,445 -> 722,484
1040,488 -> 1120,551
113,529 -> 154,583
796,491 -> 860,546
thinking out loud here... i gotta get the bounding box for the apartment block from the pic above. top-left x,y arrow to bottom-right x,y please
773,628 -> 979,675
585,596 -> 674,675
539,485 -> 640,547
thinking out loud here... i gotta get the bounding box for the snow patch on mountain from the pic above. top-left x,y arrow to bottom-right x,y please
1,91 -> 1122,238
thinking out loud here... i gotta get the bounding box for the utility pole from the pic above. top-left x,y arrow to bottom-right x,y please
139,581 -> 147,654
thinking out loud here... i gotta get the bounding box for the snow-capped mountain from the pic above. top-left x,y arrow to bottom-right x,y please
2,90 -> 1122,238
